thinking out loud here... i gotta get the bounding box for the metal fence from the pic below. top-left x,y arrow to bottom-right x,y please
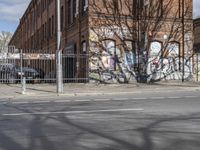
0,50 -> 89,84
0,48 -> 196,84
62,54 -> 89,83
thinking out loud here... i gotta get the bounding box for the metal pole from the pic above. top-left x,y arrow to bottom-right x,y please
20,50 -> 26,94
22,77 -> 26,94
20,49 -> 23,83
182,0 -> 185,82
56,0 -> 63,94
137,0 -> 140,81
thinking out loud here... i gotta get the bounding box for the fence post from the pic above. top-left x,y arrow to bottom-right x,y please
20,50 -> 23,83
22,77 -> 26,94
20,50 -> 26,94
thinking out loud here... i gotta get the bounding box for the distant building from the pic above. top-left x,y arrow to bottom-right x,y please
9,0 -> 194,82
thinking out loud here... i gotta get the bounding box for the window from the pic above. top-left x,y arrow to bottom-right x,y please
113,0 -> 119,13
31,36 -> 34,49
52,15 -> 54,35
31,11 -> 34,29
149,0 -> 163,18
184,0 -> 192,18
48,0 -> 52,5
73,0 -> 77,18
49,18 -> 51,37
81,41 -> 87,53
160,0 -> 163,17
124,41 -> 136,69
61,6 -> 64,30
68,0 -> 73,24
132,0 -> 138,17
44,0 -> 47,9
42,24 -> 45,41
150,41 -> 162,57
82,0 -> 88,14
102,40 -> 118,70
167,42 -> 179,57
67,0 -> 77,24
163,0 -> 180,18
36,29 -> 39,49
81,0 -> 85,15
75,0 -> 79,17
44,22 -> 47,40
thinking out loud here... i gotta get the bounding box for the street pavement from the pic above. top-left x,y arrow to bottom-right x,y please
0,87 -> 200,150
0,80 -> 200,101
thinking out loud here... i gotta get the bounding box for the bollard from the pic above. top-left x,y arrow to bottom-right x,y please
22,77 -> 26,94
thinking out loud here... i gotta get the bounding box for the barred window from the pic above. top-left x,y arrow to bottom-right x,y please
68,0 -> 76,24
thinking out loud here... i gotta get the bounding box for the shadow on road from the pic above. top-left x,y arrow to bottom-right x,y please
0,104 -> 200,150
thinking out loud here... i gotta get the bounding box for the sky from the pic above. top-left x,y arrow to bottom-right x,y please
0,0 -> 200,33
0,0 -> 31,33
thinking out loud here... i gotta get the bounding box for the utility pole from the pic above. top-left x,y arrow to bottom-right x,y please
56,0 -> 63,94
182,0 -> 185,82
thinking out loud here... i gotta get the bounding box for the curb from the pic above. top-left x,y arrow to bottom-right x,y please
3,87 -> 199,101
0,82 -> 200,101
1,90 -> 149,101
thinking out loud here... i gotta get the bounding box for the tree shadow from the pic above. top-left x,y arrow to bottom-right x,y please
51,112 -> 200,150
0,104 -> 56,150
1,103 -> 200,150
28,116 -> 56,150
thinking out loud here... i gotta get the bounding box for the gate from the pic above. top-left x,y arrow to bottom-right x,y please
62,53 -> 89,83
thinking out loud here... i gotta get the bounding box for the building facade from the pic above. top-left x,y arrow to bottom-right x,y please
9,0 -> 193,83
9,0 -> 89,81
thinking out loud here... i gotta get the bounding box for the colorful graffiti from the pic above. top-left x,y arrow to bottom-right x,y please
147,41 -> 193,82
89,39 -> 137,84
89,28 -> 194,84
147,57 -> 193,82
89,55 -> 137,84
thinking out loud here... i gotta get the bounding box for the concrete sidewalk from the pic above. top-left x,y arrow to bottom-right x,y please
0,80 -> 200,100
0,83 -> 139,99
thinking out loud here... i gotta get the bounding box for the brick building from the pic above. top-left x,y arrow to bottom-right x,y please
9,0 -> 88,53
9,0 -> 193,83
9,0 -> 89,81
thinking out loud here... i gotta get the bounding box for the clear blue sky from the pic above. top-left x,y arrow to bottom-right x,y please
0,0 -> 200,33
0,0 -> 30,33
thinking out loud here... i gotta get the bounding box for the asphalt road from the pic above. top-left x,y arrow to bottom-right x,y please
0,87 -> 200,150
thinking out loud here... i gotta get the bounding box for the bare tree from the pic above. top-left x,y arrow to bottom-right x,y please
0,31 -> 13,53
88,0 -> 193,83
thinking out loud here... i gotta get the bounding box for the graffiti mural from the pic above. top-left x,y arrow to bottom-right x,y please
89,27 -> 193,84
89,29 -> 137,84
89,52 -> 137,84
147,42 -> 193,82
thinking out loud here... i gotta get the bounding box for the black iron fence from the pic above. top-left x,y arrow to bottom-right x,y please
0,51 -> 89,84
62,54 -> 89,83
0,47 -> 196,84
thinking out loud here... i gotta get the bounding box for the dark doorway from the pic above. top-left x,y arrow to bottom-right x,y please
63,55 -> 77,82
